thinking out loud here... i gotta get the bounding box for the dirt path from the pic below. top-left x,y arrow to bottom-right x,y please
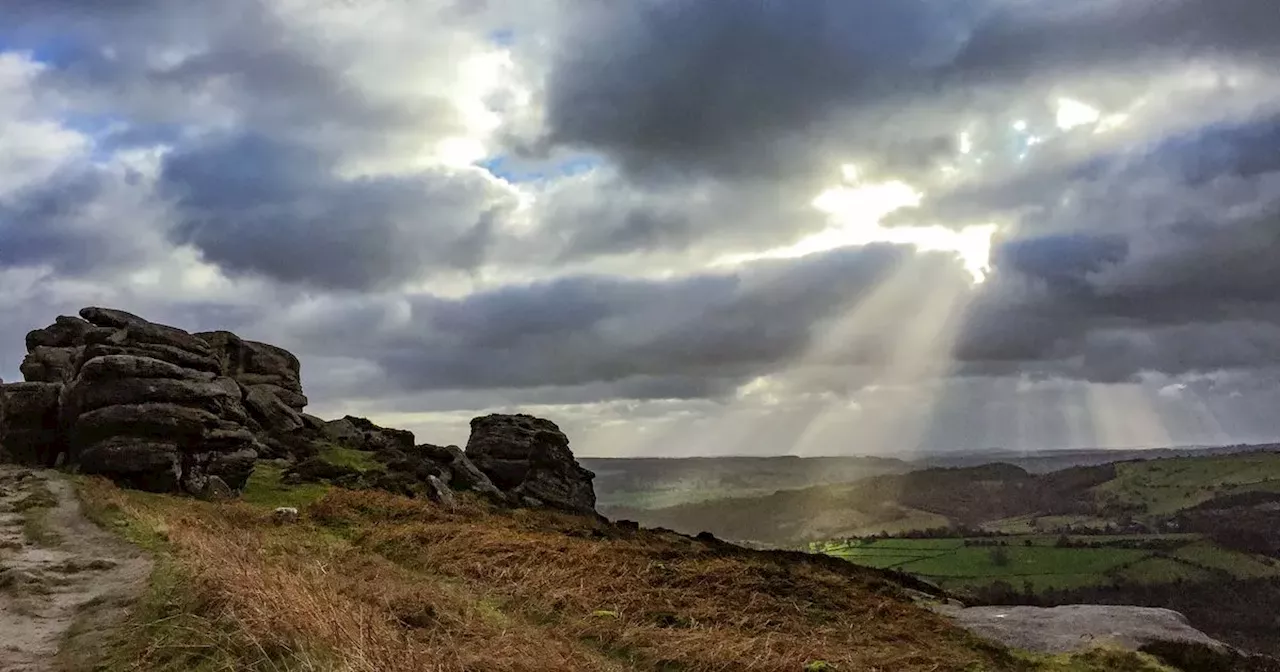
0,466 -> 151,672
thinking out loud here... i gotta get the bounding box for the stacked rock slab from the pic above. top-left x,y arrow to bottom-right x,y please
0,382 -> 63,466
322,415 -> 414,453
0,307 -> 318,494
60,307 -> 263,492
465,413 -> 597,513
197,331 -> 308,412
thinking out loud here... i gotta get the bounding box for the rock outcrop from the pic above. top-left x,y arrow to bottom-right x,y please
0,307 -> 314,494
197,330 -> 308,434
0,382 -> 63,466
465,414 -> 597,513
322,415 -> 414,453
20,315 -> 90,383
2,308 -> 600,516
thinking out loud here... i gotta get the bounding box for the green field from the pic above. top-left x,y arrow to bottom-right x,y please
982,514 -> 1114,534
817,534 -> 1280,595
1093,452 -> 1280,515
1173,541 -> 1280,578
1114,556 -> 1215,585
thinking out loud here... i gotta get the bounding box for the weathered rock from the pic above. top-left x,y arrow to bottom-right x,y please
196,475 -> 234,502
0,382 -> 65,466
369,470 -> 418,498
6,308 -> 274,496
20,346 -> 81,383
78,354 -> 215,383
206,448 -> 258,491
78,437 -> 184,492
465,414 -> 596,513
288,456 -> 360,483
243,385 -> 304,434
257,429 -> 324,461
25,315 -> 91,351
425,475 -> 457,509
440,444 -> 505,500
63,375 -> 245,420
80,307 -> 214,355
936,604 -> 1233,655
255,384 -> 308,410
322,416 -> 414,453
300,413 -> 327,432
71,403 -> 224,447
82,342 -> 222,375
196,331 -> 305,408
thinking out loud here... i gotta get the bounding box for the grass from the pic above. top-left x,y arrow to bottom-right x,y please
240,462 -> 331,509
982,516 -> 1116,535
1172,542 -> 1280,579
885,546 -> 1145,577
68,474 -> 1178,672
814,535 -> 1270,594
1092,452 -> 1280,515
316,444 -> 384,472
1112,557 -> 1215,585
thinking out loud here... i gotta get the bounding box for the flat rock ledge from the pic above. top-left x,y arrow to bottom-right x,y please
934,604 -> 1231,654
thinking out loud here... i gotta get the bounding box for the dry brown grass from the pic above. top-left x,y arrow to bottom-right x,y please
309,489 -> 1015,671
79,478 -> 625,672
78,479 -> 1167,672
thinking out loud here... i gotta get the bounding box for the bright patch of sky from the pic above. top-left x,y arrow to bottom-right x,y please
1056,97 -> 1102,130
716,165 -> 996,282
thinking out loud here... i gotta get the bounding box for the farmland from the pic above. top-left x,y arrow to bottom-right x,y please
813,534 -> 1280,595
607,447 -> 1280,656
1094,451 -> 1280,515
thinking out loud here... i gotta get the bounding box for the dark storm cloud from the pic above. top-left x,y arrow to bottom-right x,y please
0,166 -> 160,275
540,0 -> 1280,180
995,234 -> 1129,289
950,0 -> 1280,81
273,244 -> 925,400
542,0 -> 977,180
526,171 -> 830,263
953,146 -> 1280,383
160,134 -> 515,290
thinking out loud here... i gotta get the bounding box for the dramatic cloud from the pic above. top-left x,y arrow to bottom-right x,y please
161,133 -> 518,289
3,0 -> 1280,454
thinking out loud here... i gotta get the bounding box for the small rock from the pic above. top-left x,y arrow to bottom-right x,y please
272,507 -> 300,524
281,472 -> 303,486
197,475 -> 234,502
425,475 -> 456,509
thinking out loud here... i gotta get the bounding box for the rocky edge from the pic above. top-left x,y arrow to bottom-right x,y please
0,307 -> 596,514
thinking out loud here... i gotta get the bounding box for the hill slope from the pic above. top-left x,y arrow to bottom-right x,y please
60,473 -> 1185,672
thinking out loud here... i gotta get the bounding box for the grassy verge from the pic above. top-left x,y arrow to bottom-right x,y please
71,474 -> 1179,672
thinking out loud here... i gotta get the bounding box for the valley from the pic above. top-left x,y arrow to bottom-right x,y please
596,446 -> 1280,657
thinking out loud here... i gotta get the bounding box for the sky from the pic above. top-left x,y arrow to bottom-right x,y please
2,0 -> 1280,457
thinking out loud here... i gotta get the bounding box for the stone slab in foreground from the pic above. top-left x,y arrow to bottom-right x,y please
935,604 -> 1230,655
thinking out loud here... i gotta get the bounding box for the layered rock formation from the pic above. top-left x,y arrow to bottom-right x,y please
1,308 -> 269,493
466,414 -> 597,513
1,308 -> 598,515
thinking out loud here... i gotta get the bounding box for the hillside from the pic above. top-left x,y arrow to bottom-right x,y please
609,451 -> 1280,658
583,455 -> 911,509
586,447 -> 1274,513
39,472 -> 1191,672
613,452 -> 1280,546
